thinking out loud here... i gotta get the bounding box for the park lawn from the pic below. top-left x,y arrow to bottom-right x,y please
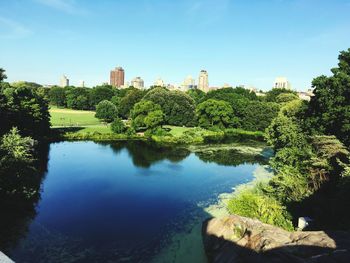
50,107 -> 101,126
75,125 -> 111,134
164,125 -> 197,136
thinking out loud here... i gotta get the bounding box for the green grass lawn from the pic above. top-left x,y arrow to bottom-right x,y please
50,107 -> 101,126
164,125 -> 196,136
75,125 -> 111,134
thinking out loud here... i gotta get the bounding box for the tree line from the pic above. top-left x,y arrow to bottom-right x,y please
228,48 -> 350,231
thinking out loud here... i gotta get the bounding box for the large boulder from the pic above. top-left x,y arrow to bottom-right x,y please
202,215 -> 350,263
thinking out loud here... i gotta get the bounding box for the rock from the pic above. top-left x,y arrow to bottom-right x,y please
202,215 -> 350,263
0,251 -> 14,263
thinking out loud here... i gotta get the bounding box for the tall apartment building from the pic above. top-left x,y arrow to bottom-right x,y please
198,70 -> 209,92
131,77 -> 144,89
274,77 -> 291,89
110,67 -> 125,87
60,75 -> 69,87
181,75 -> 196,91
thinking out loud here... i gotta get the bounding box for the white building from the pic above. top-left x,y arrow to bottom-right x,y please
181,75 -> 196,91
131,77 -> 144,89
274,77 -> 291,90
78,80 -> 85,87
154,78 -> 165,87
198,70 -> 209,92
60,75 -> 69,87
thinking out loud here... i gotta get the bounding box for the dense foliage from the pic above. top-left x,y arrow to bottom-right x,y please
95,100 -> 118,123
0,79 -> 50,139
131,100 -> 163,131
143,87 -> 196,126
196,99 -> 235,129
305,48 -> 350,146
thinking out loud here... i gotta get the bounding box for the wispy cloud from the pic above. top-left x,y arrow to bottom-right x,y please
34,0 -> 88,15
0,16 -> 32,39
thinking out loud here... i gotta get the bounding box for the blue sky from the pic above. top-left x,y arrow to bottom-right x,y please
1,0 -> 350,90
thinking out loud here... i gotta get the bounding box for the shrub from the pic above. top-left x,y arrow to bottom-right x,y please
110,118 -> 126,134
227,190 -> 294,231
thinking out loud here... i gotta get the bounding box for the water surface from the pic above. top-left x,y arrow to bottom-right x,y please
2,141 -> 266,262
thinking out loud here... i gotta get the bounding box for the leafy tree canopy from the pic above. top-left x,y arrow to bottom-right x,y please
306,48 -> 350,146
196,99 -> 235,129
95,100 -> 118,123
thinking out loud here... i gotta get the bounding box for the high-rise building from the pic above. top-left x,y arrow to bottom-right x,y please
60,75 -> 69,87
181,75 -> 196,91
198,70 -> 209,92
274,77 -> 291,89
154,78 -> 165,87
79,80 -> 85,87
110,67 -> 125,87
131,77 -> 144,89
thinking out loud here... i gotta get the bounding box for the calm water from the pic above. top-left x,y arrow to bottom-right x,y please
2,141 -> 266,262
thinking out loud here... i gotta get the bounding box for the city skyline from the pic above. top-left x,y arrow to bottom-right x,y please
1,0 -> 350,90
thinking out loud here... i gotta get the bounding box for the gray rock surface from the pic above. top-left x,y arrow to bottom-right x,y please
0,251 -> 14,263
202,215 -> 350,263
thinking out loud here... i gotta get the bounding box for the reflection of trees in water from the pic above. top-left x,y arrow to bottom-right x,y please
107,141 -> 191,168
195,148 -> 268,166
0,143 -> 49,253
107,141 -> 267,168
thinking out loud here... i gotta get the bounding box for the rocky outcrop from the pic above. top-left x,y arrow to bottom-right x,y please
202,215 -> 350,263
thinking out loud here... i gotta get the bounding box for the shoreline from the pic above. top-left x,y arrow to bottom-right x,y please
150,150 -> 273,263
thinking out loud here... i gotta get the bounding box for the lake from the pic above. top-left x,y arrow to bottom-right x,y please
1,141 -> 268,262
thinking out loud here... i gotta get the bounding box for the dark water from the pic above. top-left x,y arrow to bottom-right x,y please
1,141 -> 266,262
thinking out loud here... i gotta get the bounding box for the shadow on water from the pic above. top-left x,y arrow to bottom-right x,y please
0,142 -> 49,253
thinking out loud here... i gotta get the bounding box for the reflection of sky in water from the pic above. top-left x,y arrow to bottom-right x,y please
9,141 -> 263,263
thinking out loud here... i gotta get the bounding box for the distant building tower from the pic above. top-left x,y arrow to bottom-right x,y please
131,77 -> 144,89
60,75 -> 69,87
274,77 -> 291,89
181,75 -> 196,91
79,80 -> 85,87
110,67 -> 125,87
198,70 -> 209,92
154,78 -> 165,87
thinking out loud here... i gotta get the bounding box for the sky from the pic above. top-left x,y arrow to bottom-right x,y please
1,0 -> 350,90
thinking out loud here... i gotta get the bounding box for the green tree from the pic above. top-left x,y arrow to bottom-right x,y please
240,101 -> 279,131
118,88 -> 145,118
144,110 -> 164,129
265,88 -> 297,102
110,118 -> 126,134
66,87 -> 91,110
0,127 -> 34,166
131,100 -> 162,130
275,93 -> 299,103
95,100 -> 118,123
186,89 -> 205,104
143,87 -> 196,126
89,85 -> 115,108
0,85 -> 50,138
306,48 -> 350,146
48,86 -> 66,107
0,68 -> 7,82
196,99 -> 235,129
265,113 -> 307,151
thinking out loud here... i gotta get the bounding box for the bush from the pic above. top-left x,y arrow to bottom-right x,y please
227,190 -> 294,231
110,118 -> 126,134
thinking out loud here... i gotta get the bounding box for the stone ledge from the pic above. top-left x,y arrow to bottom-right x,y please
202,215 -> 350,263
